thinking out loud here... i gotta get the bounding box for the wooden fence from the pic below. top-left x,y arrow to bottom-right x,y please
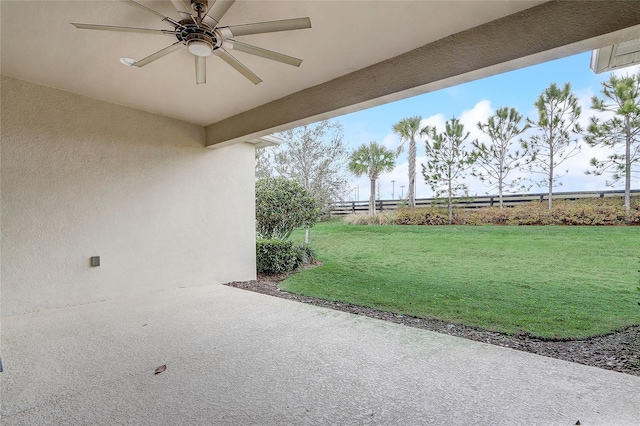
329,189 -> 640,216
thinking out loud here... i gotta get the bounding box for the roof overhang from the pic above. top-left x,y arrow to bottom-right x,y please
246,135 -> 281,149
591,38 -> 640,74
205,1 -> 640,148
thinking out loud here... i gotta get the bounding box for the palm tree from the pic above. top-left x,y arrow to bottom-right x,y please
349,141 -> 396,214
393,116 -> 422,207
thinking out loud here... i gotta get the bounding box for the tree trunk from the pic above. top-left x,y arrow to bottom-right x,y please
548,150 -> 554,211
625,118 -> 631,217
498,177 -> 504,211
448,171 -> 453,225
305,226 -> 310,244
408,138 -> 416,208
369,178 -> 376,215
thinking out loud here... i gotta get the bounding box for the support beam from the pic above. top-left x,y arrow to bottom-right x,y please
207,1 -> 640,147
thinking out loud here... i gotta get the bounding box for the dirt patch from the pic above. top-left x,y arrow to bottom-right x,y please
224,277 -> 640,377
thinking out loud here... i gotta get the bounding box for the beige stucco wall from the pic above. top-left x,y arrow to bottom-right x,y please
1,77 -> 256,316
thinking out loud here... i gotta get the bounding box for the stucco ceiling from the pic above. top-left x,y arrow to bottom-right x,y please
2,1 -> 640,147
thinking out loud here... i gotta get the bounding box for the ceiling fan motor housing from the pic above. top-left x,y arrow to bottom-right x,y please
175,20 -> 221,56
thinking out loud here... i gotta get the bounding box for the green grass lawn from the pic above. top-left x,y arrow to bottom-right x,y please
283,221 -> 640,339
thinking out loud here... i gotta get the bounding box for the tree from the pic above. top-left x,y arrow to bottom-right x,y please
393,116 -> 422,208
255,147 -> 274,180
472,107 -> 529,210
421,117 -> 476,224
522,82 -> 582,211
255,177 -> 319,240
273,120 -> 350,213
348,141 -> 396,214
585,72 -> 640,216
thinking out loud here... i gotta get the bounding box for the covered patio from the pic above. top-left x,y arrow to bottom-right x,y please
3,283 -> 639,424
3,1 -> 640,424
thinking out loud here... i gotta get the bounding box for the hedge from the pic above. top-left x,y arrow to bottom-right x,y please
342,197 -> 640,226
256,240 -> 316,275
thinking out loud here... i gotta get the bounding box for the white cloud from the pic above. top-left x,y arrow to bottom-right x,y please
421,101 -> 495,146
420,113 -> 446,133
612,64 -> 640,78
381,132 -> 401,151
460,99 -> 493,135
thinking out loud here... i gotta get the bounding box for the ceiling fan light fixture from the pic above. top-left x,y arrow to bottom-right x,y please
188,39 -> 213,57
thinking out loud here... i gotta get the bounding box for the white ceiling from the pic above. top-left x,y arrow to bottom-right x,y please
4,0 -> 640,146
1,1 -> 544,127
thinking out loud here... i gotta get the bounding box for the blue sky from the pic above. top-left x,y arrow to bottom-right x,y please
334,51 -> 639,201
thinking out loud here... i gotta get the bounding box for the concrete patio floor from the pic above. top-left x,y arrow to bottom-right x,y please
1,283 -> 639,425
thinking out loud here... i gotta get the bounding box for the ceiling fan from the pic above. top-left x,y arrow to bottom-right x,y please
72,0 -> 311,84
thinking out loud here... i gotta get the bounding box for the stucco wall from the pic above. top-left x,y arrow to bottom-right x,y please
1,77 -> 256,316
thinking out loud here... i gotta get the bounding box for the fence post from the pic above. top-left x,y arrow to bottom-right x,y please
540,195 -> 544,203
379,199 -> 383,212
600,192 -> 605,198
351,201 -> 355,214
489,196 -> 494,207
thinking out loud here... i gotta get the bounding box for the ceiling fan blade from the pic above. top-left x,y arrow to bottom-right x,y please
121,0 -> 165,19
226,17 -> 311,37
121,0 -> 179,27
195,56 -> 206,84
170,0 -> 193,21
71,23 -> 174,36
231,41 -> 302,67
202,15 -> 216,28
204,0 -> 235,28
178,11 -> 194,21
133,42 -> 184,67
170,0 -> 188,13
215,49 -> 262,84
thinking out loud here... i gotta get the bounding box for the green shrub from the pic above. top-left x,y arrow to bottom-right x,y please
256,239 -> 298,275
394,207 -> 449,225
505,202 -> 551,225
294,243 -> 316,266
454,207 -> 509,225
340,196 -> 640,226
255,177 -> 319,240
